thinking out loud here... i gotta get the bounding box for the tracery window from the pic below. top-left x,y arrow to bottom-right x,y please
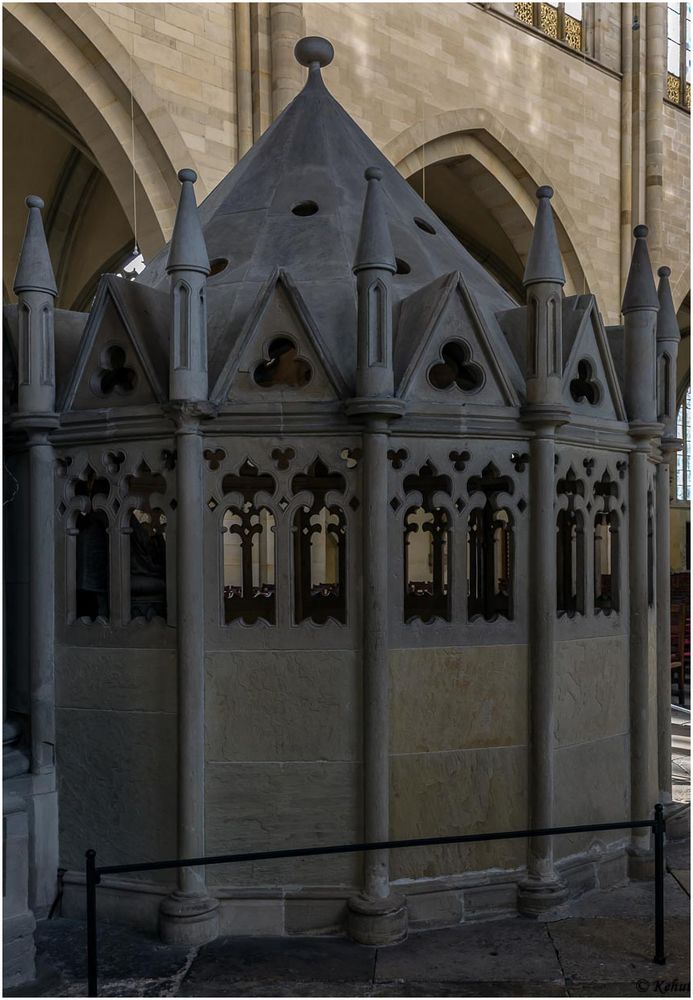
667,3 -> 691,110
291,458 -> 346,624
74,471 -> 111,622
676,385 -> 691,500
467,463 -> 514,621
593,471 -> 620,614
127,471 -> 167,621
514,3 -> 583,51
403,462 -> 452,623
556,468 -> 585,616
221,461 -> 276,625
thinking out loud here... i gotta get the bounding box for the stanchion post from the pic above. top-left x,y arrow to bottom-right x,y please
86,849 -> 99,996
653,803 -> 666,965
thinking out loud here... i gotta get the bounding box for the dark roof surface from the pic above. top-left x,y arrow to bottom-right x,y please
137,60 -> 516,392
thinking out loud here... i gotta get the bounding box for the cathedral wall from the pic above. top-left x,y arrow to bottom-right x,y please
662,102 -> 691,310
54,646 -> 177,876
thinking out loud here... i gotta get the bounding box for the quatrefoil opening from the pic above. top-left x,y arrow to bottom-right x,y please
428,340 -> 484,394
570,359 -> 601,405
253,337 -> 312,389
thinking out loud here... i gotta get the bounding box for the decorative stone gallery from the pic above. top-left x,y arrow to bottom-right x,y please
3,37 -> 681,947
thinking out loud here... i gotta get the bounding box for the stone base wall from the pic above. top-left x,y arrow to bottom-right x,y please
60,842 -> 628,936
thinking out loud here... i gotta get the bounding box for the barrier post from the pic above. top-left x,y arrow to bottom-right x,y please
86,849 -> 98,996
653,803 -> 666,965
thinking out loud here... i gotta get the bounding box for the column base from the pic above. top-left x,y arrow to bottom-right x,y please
627,844 -> 655,880
346,892 -> 408,946
517,875 -> 569,916
159,891 -> 219,946
663,801 -> 689,841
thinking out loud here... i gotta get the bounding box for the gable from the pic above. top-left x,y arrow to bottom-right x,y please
562,298 -> 626,422
60,276 -> 167,412
396,272 -> 519,407
211,269 -> 347,405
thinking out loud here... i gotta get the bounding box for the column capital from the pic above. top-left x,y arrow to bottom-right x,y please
164,400 -> 218,432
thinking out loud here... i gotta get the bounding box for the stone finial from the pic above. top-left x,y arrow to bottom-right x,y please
523,186 -> 565,288
13,196 -> 57,297
166,169 -> 210,275
621,225 -> 659,314
656,266 -> 680,344
354,168 -> 396,275
294,36 -> 334,70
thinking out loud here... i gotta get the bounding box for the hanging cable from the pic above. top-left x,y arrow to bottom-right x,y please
130,44 -> 139,256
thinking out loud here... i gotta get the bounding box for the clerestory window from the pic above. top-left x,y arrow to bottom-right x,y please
667,3 -> 691,110
514,3 -> 584,51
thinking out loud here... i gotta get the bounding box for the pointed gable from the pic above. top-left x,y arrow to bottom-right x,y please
395,272 -> 521,407
60,275 -> 169,412
562,296 -> 626,422
211,269 -> 348,405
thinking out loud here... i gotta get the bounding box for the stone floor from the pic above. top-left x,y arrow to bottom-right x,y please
8,839 -> 690,999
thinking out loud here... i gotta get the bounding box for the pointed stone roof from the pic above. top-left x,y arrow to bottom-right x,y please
13,196 -> 58,297
354,167 -> 396,273
137,37 -> 515,391
523,186 -> 565,287
656,266 -> 681,343
621,225 -> 659,314
167,169 -> 210,274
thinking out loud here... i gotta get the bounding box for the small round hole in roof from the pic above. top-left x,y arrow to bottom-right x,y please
414,217 -> 436,235
292,201 -> 319,217
395,258 -> 411,275
209,257 -> 229,277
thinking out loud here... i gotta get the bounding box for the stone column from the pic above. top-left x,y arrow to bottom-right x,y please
518,421 -> 568,914
11,194 -> 60,915
655,450 -> 673,801
159,408 -> 219,944
235,3 -> 254,159
270,3 -> 304,118
620,3 -> 634,294
621,225 -> 660,874
645,2 -> 666,266
345,158 -> 406,945
655,265 -> 682,804
632,4 -> 647,229
159,170 -> 218,945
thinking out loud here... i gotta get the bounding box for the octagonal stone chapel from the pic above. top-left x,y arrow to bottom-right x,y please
3,34 -> 682,950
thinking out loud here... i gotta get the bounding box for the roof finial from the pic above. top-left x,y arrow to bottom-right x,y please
13,195 -> 57,297
354,167 -> 396,275
621,225 -> 659,314
294,36 -> 334,75
523,186 -> 565,288
167,168 -> 210,275
656,265 -> 680,343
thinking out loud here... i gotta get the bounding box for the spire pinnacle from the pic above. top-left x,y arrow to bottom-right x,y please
354,167 -> 396,274
656,266 -> 680,343
13,195 -> 57,297
294,36 -> 334,79
166,169 -> 210,275
523,186 -> 565,288
621,225 -> 659,314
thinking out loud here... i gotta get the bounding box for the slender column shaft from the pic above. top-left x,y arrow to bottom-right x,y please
620,3 -> 634,293
629,446 -> 654,844
269,3 -> 304,119
632,3 -> 647,227
175,424 -> 207,893
235,3 -> 253,159
645,2 -> 665,265
655,452 -> 673,801
527,428 -> 557,879
250,3 -> 273,140
28,435 -> 55,774
362,421 -> 390,899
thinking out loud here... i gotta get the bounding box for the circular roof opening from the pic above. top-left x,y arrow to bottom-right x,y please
414,217 -> 436,235
395,257 -> 411,275
209,257 -> 229,277
292,201 -> 319,217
